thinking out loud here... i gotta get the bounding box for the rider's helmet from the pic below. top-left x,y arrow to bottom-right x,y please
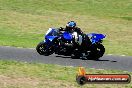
66,21 -> 76,31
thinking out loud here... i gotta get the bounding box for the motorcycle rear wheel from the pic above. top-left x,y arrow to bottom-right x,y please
87,44 -> 105,60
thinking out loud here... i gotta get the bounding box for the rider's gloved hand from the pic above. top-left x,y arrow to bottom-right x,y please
58,27 -> 64,35
59,27 -> 64,31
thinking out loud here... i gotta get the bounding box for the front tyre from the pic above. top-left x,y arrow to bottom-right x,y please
36,41 -> 54,56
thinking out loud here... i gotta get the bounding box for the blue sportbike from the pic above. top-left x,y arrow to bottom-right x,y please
36,28 -> 106,60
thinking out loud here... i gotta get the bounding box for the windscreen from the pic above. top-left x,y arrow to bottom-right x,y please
46,28 -> 59,36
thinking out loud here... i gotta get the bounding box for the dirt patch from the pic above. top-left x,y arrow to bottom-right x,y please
0,75 -> 77,88
0,75 -> 39,87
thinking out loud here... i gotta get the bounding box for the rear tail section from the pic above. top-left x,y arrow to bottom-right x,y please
87,33 -> 106,44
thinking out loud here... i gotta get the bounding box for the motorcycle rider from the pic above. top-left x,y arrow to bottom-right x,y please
59,21 -> 91,50
59,21 -> 83,35
59,21 -> 85,47
59,21 -> 91,45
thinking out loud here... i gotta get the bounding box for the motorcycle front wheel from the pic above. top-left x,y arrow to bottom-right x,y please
36,41 -> 54,56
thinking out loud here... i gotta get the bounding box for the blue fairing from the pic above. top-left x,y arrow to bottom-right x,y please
87,33 -> 106,44
63,32 -> 73,40
45,36 -> 57,41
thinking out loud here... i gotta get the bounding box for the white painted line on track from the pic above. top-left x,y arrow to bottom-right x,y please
97,69 -> 105,70
69,66 -> 74,67
91,68 -> 96,69
121,55 -> 126,56
107,54 -> 113,55
3,46 -> 35,50
89,68 -> 105,71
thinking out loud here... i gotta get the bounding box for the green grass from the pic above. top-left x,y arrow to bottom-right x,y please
0,60 -> 131,88
0,0 -> 132,55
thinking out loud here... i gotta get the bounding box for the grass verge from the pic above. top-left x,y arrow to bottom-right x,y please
0,60 -> 131,88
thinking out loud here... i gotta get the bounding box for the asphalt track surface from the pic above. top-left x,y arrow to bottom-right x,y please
0,46 -> 132,72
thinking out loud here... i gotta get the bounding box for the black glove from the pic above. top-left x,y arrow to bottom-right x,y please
59,27 -> 64,31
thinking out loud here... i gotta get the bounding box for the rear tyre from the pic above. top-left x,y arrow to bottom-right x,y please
87,44 -> 105,60
96,44 -> 105,58
36,41 -> 54,56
